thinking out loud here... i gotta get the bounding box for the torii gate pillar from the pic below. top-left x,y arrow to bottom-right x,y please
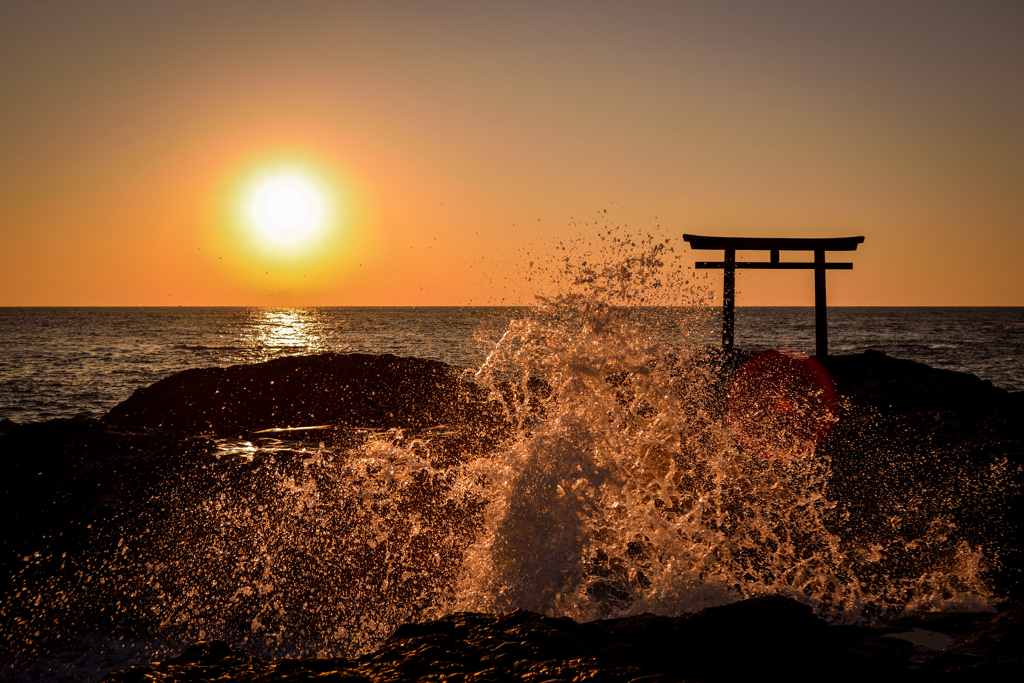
683,235 -> 864,358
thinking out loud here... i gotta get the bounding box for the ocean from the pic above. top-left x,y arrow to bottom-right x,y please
1,306 -> 1021,423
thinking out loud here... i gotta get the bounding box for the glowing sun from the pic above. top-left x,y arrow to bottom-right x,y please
246,173 -> 325,243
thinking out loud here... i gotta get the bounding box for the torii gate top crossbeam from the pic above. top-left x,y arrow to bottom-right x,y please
683,235 -> 864,251
683,234 -> 864,357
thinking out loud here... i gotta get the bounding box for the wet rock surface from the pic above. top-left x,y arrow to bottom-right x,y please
97,598 -> 1023,683
103,352 -> 511,443
821,350 -> 1024,600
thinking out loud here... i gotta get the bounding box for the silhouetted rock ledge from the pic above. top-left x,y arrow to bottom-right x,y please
97,597 -> 1023,683
103,353 -> 509,438
819,350 -> 1024,600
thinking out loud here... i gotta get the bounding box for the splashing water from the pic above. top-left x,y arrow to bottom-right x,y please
172,235 -> 993,651
456,298 -> 994,623
6,232 -> 1003,670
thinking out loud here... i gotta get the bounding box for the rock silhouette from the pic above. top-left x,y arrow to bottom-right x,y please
103,353 -> 508,438
822,350 -> 1024,599
97,597 -> 1023,683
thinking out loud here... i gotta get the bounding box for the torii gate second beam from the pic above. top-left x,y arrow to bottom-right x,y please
683,234 -> 864,358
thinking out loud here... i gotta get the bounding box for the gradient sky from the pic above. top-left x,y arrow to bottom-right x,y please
1,1 -> 1021,306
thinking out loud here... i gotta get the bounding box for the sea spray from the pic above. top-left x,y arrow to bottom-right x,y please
455,293 -> 842,618
454,235 -> 997,622
3,232 -> 1005,669
130,233 -> 997,656
124,437 -> 489,657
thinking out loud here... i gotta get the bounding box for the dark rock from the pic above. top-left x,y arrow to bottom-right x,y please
824,349 -> 1020,414
96,598 -> 1024,683
820,351 -> 1024,601
0,417 -> 223,654
102,639 -> 368,683
103,353 -> 510,442
947,603 -> 1024,662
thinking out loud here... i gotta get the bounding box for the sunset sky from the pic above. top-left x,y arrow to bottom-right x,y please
1,1 -> 1021,306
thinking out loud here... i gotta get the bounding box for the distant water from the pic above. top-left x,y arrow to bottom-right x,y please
0,306 -> 1021,423
735,307 -> 1024,391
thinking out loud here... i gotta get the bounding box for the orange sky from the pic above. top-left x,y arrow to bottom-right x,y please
1,1 -> 1022,306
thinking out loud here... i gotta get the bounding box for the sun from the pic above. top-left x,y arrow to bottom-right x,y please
245,173 -> 326,244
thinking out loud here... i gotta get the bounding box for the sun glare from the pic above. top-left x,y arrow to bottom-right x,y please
245,173 -> 326,244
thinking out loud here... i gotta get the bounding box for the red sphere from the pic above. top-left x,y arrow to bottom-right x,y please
726,349 -> 837,461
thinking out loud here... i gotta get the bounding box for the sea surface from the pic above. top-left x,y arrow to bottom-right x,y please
1,306 -> 1021,423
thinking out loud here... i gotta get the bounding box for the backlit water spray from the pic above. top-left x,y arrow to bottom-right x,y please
454,234 -> 994,623
6,231 -> 1003,667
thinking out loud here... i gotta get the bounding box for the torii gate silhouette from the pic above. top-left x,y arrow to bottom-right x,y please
683,234 -> 865,358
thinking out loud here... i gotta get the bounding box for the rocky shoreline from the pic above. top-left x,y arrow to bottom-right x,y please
2,350 -> 1023,681
96,597 -> 1024,682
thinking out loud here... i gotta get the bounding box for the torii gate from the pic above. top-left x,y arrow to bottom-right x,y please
682,235 -> 865,358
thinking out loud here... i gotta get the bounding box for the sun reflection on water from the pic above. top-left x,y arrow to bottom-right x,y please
239,308 -> 331,363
